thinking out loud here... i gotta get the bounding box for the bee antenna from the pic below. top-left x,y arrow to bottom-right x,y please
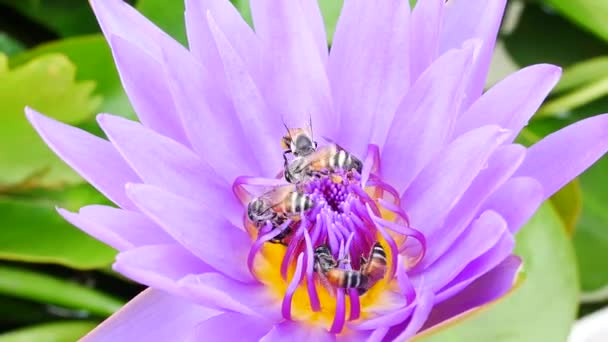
281,117 -> 293,141
308,113 -> 314,140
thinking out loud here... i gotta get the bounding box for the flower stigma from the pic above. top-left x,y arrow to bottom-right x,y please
233,130 -> 426,334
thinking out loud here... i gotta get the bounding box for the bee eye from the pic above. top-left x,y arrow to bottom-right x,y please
296,136 -> 312,149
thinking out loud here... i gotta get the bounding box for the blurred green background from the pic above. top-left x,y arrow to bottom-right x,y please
0,0 -> 607,340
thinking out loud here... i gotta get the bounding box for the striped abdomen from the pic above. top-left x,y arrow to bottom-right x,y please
308,144 -> 363,174
361,242 -> 387,282
327,269 -> 369,290
274,191 -> 314,215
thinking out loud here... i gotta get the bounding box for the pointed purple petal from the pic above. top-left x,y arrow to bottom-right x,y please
58,205 -> 172,251
185,0 -> 260,92
25,108 -> 139,210
435,233 -> 515,303
514,114 -> 608,200
482,177 -> 544,233
423,255 -> 521,330
391,289 -> 435,341
410,0 -> 443,80
81,288 -> 220,342
413,210 -> 509,292
90,0 -> 180,56
363,328 -> 389,342
192,312 -> 273,342
90,0 -> 187,143
418,144 -> 525,269
381,43 -> 476,193
107,35 -> 187,143
260,321 -> 335,342
126,184 -> 253,283
299,0 -> 328,64
455,64 -> 562,139
97,114 -> 240,219
179,273 -> 280,320
160,35 -> 261,181
113,244 -> 211,294
329,0 -> 411,156
440,0 -> 507,108
250,0 -> 335,137
402,125 -> 509,233
207,13 -> 283,176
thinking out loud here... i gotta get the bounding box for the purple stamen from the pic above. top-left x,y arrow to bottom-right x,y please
281,219 -> 306,280
247,220 -> 290,275
348,289 -> 361,321
377,197 -> 410,226
366,204 -> 399,280
236,144 -> 427,333
303,229 -> 321,311
310,215 -> 323,245
344,232 -> 355,257
360,144 -> 380,187
330,289 -> 346,334
397,256 -> 416,303
367,210 -> 426,267
282,253 -> 305,321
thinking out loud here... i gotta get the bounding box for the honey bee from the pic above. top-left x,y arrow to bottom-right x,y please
358,242 -> 388,295
285,143 -> 364,183
314,245 -> 368,293
313,242 -> 387,295
281,125 -> 317,158
247,185 -> 315,244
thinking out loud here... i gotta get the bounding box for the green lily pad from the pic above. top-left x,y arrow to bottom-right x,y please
553,56 -> 608,95
0,295 -> 52,324
0,321 -> 98,342
137,0 -> 187,45
573,156 -> 608,293
516,127 -> 582,233
416,203 -> 578,341
0,185 -> 116,269
542,0 -> 608,43
10,35 -> 133,117
230,0 -> 252,26
524,114 -> 608,295
0,265 -> 122,317
538,76 -> 608,118
319,0 -> 343,44
0,33 -> 25,57
0,53 -> 100,188
503,2 -> 605,69
0,0 -> 99,37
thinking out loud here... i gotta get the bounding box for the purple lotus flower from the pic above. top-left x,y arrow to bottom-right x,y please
25,0 -> 608,340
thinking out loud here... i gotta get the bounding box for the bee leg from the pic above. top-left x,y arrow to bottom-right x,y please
356,275 -> 370,295
336,256 -> 351,266
360,256 -> 368,266
284,168 -> 295,183
309,170 -> 327,179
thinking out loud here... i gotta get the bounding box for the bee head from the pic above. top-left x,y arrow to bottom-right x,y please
314,245 -> 335,272
293,134 -> 315,157
352,157 -> 363,174
247,198 -> 273,223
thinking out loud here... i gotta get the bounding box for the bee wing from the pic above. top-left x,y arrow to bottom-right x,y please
260,183 -> 298,206
316,271 -> 337,297
301,144 -> 338,170
233,176 -> 290,203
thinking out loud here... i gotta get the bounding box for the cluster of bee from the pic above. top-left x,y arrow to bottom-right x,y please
246,124 -> 385,294
246,124 -> 362,244
314,242 -> 388,295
